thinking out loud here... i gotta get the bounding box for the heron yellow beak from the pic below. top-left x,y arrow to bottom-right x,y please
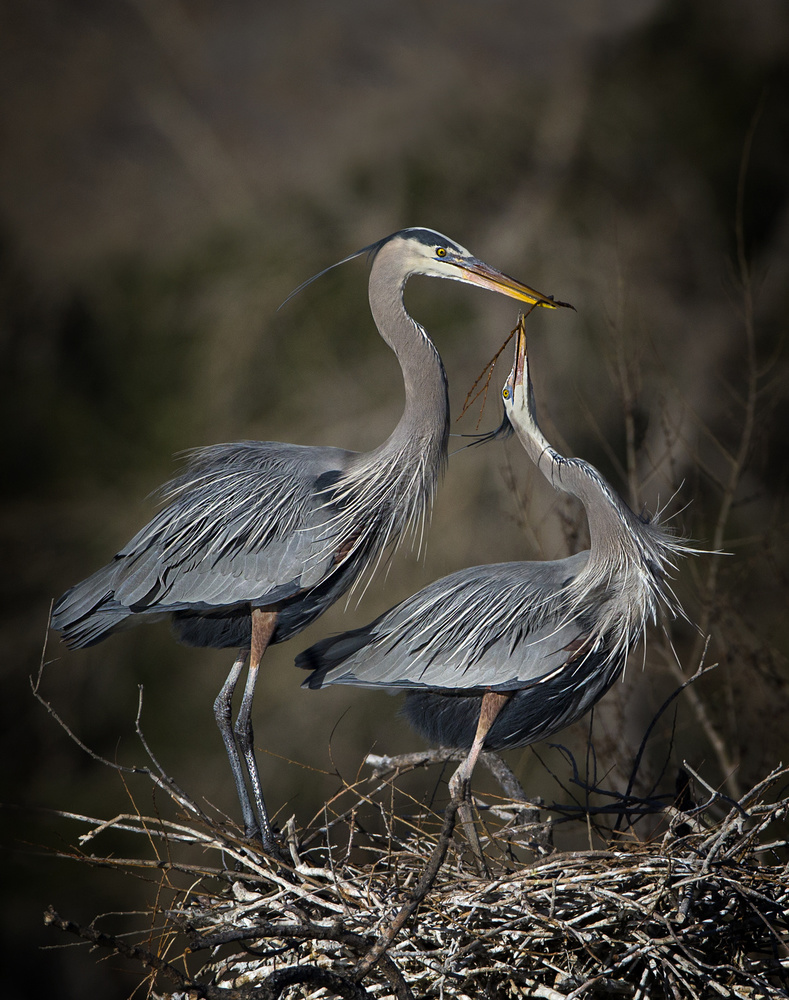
456,259 -> 573,310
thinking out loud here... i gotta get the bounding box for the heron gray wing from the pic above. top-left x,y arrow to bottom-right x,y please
110,441 -> 357,611
302,552 -> 591,691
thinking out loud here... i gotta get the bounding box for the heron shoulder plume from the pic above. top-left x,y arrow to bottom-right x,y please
150,442 -> 319,556
314,380 -> 450,583
558,456 -> 692,662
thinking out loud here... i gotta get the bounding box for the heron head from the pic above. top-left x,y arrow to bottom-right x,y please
502,315 -> 529,417
388,228 -> 572,310
281,227 -> 572,312
468,315 -> 532,447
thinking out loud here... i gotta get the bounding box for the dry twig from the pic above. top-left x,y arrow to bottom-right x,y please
38,741 -> 789,999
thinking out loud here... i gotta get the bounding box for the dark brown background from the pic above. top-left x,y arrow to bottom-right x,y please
2,1 -> 788,996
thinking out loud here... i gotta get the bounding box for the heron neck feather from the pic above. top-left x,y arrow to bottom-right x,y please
365,248 -> 450,470
324,246 -> 450,581
508,384 -> 686,653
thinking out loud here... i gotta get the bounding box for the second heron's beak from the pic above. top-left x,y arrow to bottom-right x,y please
502,316 -> 528,411
455,258 -> 573,310
512,316 -> 528,387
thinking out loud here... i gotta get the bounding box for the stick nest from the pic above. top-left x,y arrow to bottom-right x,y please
43,754 -> 789,1000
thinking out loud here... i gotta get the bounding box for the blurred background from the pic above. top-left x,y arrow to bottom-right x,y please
2,0 -> 788,996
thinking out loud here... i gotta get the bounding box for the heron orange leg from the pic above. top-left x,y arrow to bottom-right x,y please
234,608 -> 279,851
449,690 -> 513,872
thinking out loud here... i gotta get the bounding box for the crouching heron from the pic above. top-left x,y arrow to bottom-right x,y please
50,229 -> 571,852
299,316 -> 692,847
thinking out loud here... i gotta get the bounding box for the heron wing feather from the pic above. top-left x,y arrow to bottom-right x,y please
97,442 -> 356,612
301,553 -> 591,691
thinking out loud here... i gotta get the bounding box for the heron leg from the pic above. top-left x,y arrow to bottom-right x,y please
234,608 -> 278,852
214,650 -> 259,840
448,690 -> 513,874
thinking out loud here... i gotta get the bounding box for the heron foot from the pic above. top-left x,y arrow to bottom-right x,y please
244,822 -> 290,865
449,769 -> 490,877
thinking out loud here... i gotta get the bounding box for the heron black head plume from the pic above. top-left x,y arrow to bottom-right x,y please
278,228 -> 464,311
278,238 -> 386,311
455,411 -> 514,452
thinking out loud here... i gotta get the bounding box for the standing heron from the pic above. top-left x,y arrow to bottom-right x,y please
299,317 -> 692,839
51,229 -> 570,851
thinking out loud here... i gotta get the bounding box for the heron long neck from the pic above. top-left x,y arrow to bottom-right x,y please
336,247 -> 449,560
367,254 -> 449,467
512,380 -> 634,562
509,379 -> 683,649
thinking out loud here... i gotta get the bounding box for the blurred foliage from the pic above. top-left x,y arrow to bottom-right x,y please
1,1 -> 788,997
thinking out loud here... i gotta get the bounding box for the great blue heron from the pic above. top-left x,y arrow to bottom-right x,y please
299,317 -> 692,837
51,228 -> 571,851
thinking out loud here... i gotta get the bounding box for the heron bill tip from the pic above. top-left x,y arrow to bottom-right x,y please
456,259 -> 573,311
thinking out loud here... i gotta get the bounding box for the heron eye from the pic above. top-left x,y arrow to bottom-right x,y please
502,387 -> 511,400
435,246 -> 447,257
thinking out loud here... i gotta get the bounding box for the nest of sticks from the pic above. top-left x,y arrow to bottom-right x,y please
42,727 -> 789,1000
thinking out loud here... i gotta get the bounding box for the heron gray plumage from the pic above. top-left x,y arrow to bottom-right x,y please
50,228 -> 570,852
299,316 -> 692,825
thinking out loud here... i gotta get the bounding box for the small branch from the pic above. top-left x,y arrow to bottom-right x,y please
133,684 -> 214,825
262,965 -> 370,999
190,918 -> 413,1000
458,309 -> 538,424
365,748 -> 464,774
353,798 -> 459,981
44,906 -> 212,998
479,752 -> 529,801
617,653 -> 717,832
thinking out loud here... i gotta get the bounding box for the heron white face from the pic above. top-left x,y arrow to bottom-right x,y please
395,228 -> 572,310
